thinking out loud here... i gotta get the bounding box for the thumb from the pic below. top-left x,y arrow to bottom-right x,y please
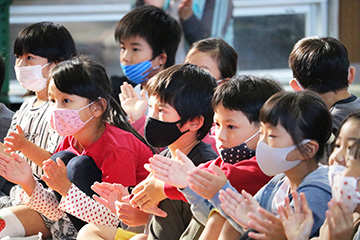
175,149 -> 191,164
144,163 -> 153,173
56,157 -> 66,168
15,125 -> 23,134
210,164 -> 225,177
139,89 -> 147,101
147,205 -> 168,218
11,152 -> 24,163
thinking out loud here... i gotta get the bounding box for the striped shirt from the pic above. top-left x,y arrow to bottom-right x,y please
7,96 -> 62,177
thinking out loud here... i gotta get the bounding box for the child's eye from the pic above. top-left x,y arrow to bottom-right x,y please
133,48 -> 140,52
215,122 -> 220,127
49,98 -> 55,104
26,55 -> 34,60
63,99 -> 71,104
333,144 -> 340,148
227,125 -> 236,130
159,109 -> 165,114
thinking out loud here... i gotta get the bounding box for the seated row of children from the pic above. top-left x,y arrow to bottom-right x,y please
0,4 -> 359,240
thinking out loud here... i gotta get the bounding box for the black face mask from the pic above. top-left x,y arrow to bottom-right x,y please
144,117 -> 190,148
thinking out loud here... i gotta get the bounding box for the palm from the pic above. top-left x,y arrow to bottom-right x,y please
121,97 -> 147,119
92,182 -> 128,213
0,152 -> 32,186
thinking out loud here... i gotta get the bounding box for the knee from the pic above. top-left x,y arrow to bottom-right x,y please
51,151 -> 77,165
67,155 -> 101,182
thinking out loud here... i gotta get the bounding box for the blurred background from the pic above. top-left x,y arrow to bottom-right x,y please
0,0 -> 359,110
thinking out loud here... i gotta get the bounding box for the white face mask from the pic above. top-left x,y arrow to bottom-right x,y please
256,139 -> 310,176
14,63 -> 50,92
329,165 -> 360,212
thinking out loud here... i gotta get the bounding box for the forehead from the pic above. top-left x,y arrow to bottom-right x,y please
121,35 -> 151,48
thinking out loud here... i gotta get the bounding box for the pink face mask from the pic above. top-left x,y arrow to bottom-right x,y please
49,101 -> 96,136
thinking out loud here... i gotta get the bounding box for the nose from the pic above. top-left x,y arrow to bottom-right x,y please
148,107 -> 158,120
329,148 -> 346,166
120,49 -> 130,64
215,126 -> 226,143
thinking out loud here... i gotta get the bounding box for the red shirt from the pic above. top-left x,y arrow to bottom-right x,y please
55,123 -> 153,186
164,156 -> 272,201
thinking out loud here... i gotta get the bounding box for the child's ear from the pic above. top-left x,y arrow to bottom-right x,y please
92,98 -> 107,117
187,116 -> 204,132
289,78 -> 303,91
300,140 -> 319,160
348,66 -> 356,84
158,53 -> 167,66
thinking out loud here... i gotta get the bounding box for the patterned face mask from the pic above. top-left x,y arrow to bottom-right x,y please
120,60 -> 160,84
218,131 -> 259,164
329,165 -> 360,212
49,100 -> 96,136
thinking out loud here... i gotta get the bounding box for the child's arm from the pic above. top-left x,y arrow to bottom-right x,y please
41,158 -> 121,227
4,125 -> 52,166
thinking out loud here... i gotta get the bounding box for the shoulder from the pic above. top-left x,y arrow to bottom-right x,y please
298,165 -> 331,192
188,141 -> 218,166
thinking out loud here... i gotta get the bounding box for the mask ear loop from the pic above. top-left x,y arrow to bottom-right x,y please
244,131 -> 260,144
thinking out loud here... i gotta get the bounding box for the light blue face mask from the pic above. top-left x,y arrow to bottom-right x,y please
120,60 -> 159,85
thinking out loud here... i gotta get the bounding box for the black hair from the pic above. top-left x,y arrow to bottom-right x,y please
49,56 -> 152,150
115,5 -> 181,68
349,138 -> 360,161
260,91 -> 332,162
146,63 -> 217,140
188,38 -> 238,79
0,57 -> 5,91
14,22 -> 77,63
289,36 -> 349,93
336,110 -> 360,138
212,75 -> 284,125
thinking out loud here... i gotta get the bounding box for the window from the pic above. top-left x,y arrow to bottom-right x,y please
232,0 -> 328,82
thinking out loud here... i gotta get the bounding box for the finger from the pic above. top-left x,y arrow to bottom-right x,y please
139,89 -> 147,101
284,196 -> 293,216
144,163 -> 153,173
56,158 -> 66,168
123,82 -> 135,99
93,195 -> 109,206
210,164 -> 226,177
174,149 -> 193,166
150,155 -> 172,167
189,183 -> 207,198
113,184 -> 129,197
131,183 -> 145,195
15,125 -> 24,134
241,189 -> 257,205
278,205 -> 287,221
248,212 -> 271,235
292,191 -> 301,214
189,168 -> 216,183
146,205 -> 167,218
0,151 -> 13,163
187,174 -> 208,190
247,231 -> 267,240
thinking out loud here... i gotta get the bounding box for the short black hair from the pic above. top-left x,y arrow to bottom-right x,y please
14,21 -> 77,62
260,91 -> 332,162
115,5 -> 181,69
146,63 -> 217,140
289,36 -> 349,93
212,75 -> 284,125
189,38 -> 238,79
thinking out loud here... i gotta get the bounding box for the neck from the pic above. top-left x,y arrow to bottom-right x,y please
318,88 -> 351,109
285,160 -> 318,192
73,119 -> 106,149
34,88 -> 48,107
168,132 -> 200,157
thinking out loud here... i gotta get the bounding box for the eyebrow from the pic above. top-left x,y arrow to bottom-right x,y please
120,41 -> 142,47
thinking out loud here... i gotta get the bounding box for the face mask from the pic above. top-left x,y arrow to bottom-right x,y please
144,117 -> 190,148
14,63 -> 50,92
219,131 -> 259,164
120,60 -> 160,85
329,165 -> 360,212
256,139 -> 310,176
49,101 -> 96,136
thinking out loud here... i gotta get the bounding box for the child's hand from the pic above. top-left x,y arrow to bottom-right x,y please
41,158 -> 72,197
278,191 -> 313,240
247,207 -> 286,240
119,82 -> 148,122
91,181 -> 129,214
147,149 -> 196,188
4,125 -> 28,152
129,175 -> 166,214
115,200 -> 150,226
187,164 -> 227,199
318,199 -> 353,240
219,188 -> 260,228
179,0 -> 193,21
0,151 -> 33,188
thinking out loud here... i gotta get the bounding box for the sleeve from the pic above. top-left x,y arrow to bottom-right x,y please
210,181 -> 245,234
179,186 -> 214,225
20,180 -> 64,221
163,183 -> 188,202
181,14 -> 211,45
100,147 -> 137,187
58,184 -> 120,227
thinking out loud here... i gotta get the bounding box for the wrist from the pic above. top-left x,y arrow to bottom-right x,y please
23,177 -> 36,196
59,181 -> 72,197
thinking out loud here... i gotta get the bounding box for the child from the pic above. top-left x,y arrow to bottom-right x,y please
217,91 -> 332,239
78,63 -> 218,240
185,37 -> 237,81
289,36 -> 360,134
111,5 -> 181,103
3,22 -> 77,180
279,138 -> 360,240
0,57 -> 153,239
147,75 -> 284,239
329,111 -> 360,166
